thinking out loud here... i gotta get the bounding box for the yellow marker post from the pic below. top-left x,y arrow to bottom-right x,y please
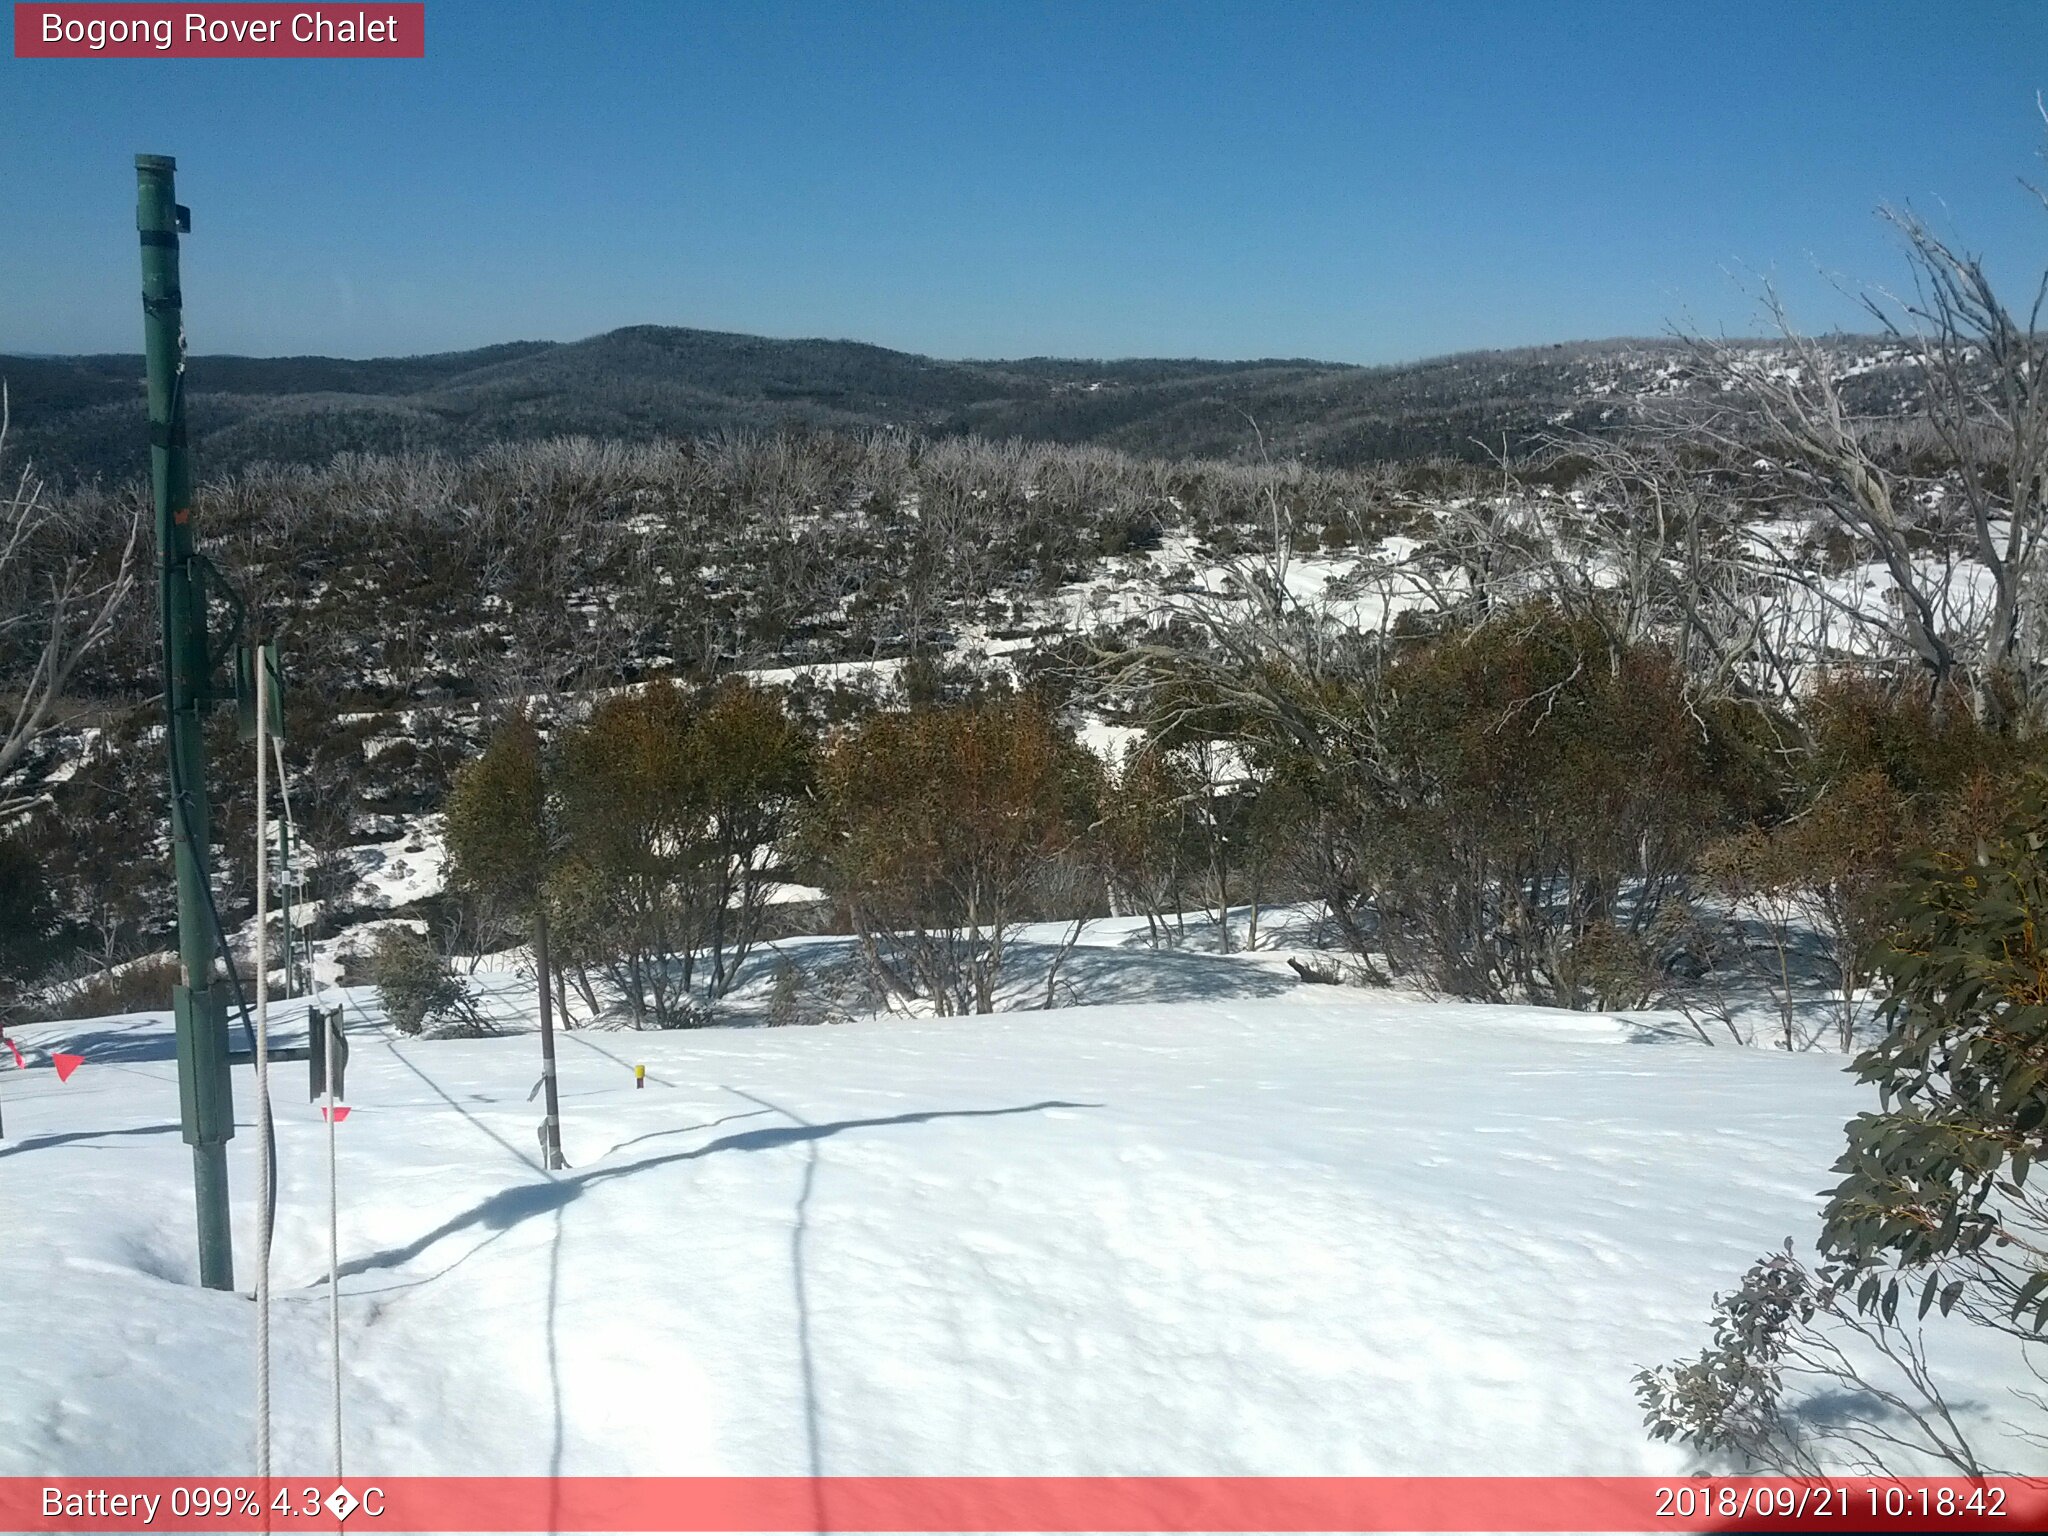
635,1064 -> 646,1090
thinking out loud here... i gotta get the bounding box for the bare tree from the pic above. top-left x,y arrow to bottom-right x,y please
1673,162 -> 2048,729
0,386 -> 141,820
1864,200 -> 2048,719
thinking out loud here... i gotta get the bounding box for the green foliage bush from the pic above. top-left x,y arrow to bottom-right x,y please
1641,776 -> 2048,1474
444,713 -> 549,908
812,694 -> 1099,1014
1333,605 -> 1774,1006
1823,773 -> 2048,1330
543,678 -> 812,1023
367,926 -> 479,1037
1697,674 -> 2034,1048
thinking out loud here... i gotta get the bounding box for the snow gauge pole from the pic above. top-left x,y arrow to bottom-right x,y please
138,153 -> 238,1291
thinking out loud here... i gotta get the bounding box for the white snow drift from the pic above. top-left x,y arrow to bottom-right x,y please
1,943 -> 2038,1476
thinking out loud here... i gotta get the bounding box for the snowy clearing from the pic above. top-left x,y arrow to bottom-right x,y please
3,945 -> 2038,1478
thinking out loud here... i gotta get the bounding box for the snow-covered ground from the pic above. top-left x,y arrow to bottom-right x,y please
3,923 -> 2038,1479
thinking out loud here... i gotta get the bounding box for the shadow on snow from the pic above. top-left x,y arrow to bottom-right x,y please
327,1097 -> 1099,1286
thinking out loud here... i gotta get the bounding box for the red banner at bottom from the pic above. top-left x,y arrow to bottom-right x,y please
6,1476 -> 2048,1533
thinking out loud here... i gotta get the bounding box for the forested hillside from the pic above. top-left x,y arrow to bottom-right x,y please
1,326 -> 1920,484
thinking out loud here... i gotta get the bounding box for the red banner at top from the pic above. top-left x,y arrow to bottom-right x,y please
13,4 -> 424,57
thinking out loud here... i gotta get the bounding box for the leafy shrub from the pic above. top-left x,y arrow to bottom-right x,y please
367,926 -> 482,1036
1568,921 -> 1659,1011
1800,671 -> 2027,820
1348,606 -> 1773,1006
1099,743 -> 1198,947
550,677 -> 812,1023
1642,777 -> 2048,1474
1635,1241 -> 1991,1475
811,694 -> 1099,1014
1822,776 -> 2048,1334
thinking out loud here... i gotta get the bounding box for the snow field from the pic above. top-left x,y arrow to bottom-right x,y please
6,962 -> 2038,1479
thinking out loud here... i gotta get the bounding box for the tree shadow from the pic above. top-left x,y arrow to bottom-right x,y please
381,1034 -> 549,1175
561,1028 -> 680,1087
545,1203 -> 567,1528
8,1001 -> 327,1067
0,1120 -> 181,1158
725,1089 -> 830,1532
329,1099 -> 1098,1283
1619,1016 -> 1719,1048
599,1108 -> 773,1160
1013,939 -> 1295,1006
328,1092 -> 1095,1525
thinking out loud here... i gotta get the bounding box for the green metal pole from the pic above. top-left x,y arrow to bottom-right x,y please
138,153 -> 236,1291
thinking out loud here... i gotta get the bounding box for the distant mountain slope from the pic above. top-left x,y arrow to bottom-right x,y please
0,325 -> 1906,483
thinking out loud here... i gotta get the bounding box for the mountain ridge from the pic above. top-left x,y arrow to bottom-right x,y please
0,324 -> 1892,483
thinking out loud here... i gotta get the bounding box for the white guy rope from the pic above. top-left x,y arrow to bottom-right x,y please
252,645 -> 274,1483
275,713 -> 345,1478
276,716 -> 348,1482
268,708 -> 344,1482
323,984 -> 342,1479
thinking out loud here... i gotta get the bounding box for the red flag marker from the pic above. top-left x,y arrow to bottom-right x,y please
3,1037 -> 23,1070
51,1053 -> 84,1083
321,1105 -> 351,1123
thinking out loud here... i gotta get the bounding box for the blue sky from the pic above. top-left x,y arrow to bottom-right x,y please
2,0 -> 2045,362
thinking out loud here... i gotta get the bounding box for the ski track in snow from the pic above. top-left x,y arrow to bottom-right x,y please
1,971 -> 2038,1476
